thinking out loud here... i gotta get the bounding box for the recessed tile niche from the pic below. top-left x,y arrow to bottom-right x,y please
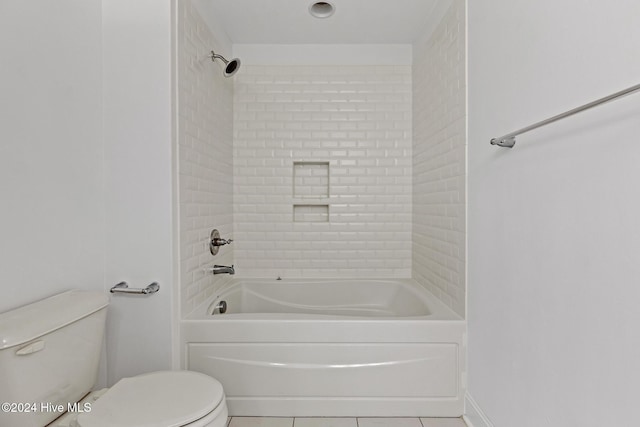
293,204 -> 329,223
293,161 -> 329,222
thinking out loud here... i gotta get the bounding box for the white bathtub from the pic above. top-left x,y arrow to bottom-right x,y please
181,278 -> 466,417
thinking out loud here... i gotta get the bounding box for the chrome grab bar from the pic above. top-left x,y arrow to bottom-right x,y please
491,82 -> 640,148
110,281 -> 160,295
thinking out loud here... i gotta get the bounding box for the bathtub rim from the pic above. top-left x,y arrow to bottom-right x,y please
185,278 -> 462,321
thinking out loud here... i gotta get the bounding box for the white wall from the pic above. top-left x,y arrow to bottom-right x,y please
1,0 -> 175,387
233,64 -> 412,278
0,1 -> 104,311
468,0 -> 640,425
412,0 -> 466,317
102,0 -> 174,383
177,0 -> 235,316
0,2 -> 108,386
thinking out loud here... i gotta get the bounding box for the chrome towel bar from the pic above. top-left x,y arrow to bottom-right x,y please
110,281 -> 160,295
491,82 -> 640,148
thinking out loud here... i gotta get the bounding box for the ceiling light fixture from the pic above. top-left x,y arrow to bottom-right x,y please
309,1 -> 335,19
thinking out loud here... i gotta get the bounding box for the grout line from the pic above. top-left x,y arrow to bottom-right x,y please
225,416 -> 469,427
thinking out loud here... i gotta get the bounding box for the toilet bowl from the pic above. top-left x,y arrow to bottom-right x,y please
0,290 -> 228,427
75,371 -> 228,427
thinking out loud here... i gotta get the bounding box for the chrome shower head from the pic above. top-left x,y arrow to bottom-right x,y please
210,50 -> 241,78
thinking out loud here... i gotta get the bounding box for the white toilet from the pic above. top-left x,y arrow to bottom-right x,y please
0,290 -> 228,427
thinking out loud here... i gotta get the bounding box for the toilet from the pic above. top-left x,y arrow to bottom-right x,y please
0,290 -> 228,427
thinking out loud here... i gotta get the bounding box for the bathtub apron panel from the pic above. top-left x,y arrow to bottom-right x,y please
182,279 -> 466,416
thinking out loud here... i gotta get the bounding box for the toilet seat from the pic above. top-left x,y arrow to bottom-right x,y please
76,371 -> 225,427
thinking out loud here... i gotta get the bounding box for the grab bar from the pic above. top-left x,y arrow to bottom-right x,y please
110,281 -> 160,295
491,82 -> 640,148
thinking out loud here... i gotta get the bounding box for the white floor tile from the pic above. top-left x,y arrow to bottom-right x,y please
229,417 -> 294,427
294,418 -> 358,427
357,418 -> 423,427
420,418 -> 467,427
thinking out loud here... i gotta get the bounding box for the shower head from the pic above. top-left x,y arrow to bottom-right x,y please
210,50 -> 241,78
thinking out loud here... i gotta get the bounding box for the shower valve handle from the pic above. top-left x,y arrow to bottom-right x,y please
209,229 -> 232,256
212,238 -> 233,247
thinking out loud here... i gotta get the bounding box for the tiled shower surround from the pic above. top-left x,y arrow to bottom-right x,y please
178,0 -> 466,316
412,0 -> 466,316
233,65 -> 413,278
178,0 -> 234,314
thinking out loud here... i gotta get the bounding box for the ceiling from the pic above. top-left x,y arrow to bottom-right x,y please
193,0 -> 448,44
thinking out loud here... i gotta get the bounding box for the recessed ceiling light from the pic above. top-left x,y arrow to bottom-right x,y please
309,1 -> 335,19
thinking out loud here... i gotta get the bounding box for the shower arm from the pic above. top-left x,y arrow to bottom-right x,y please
211,51 -> 229,65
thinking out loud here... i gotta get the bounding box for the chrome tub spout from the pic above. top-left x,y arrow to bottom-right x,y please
209,265 -> 235,275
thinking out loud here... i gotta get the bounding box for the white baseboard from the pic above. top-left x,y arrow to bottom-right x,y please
463,393 -> 494,427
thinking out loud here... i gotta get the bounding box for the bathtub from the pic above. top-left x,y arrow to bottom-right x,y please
181,278 -> 466,417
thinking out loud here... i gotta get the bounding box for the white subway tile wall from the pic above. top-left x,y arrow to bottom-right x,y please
178,0 -> 234,314
293,162 -> 330,198
234,65 -> 412,278
412,0 -> 466,317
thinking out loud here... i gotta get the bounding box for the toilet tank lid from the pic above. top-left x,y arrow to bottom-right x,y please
0,290 -> 108,350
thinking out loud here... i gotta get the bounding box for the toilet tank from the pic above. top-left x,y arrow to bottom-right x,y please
0,290 -> 108,427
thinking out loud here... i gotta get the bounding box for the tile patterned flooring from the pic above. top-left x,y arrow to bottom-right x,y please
226,417 -> 467,427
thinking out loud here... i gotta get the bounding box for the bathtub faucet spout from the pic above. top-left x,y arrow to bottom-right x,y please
210,264 -> 235,275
